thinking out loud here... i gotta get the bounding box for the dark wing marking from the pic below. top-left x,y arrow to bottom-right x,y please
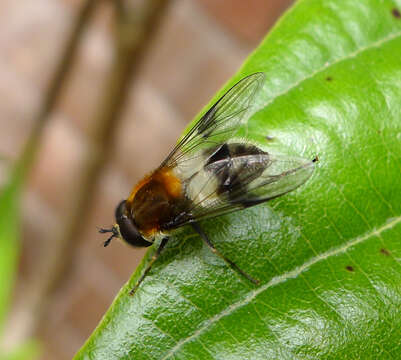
160,72 -> 265,169
167,151 -> 315,229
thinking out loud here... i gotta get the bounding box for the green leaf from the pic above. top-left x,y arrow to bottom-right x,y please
0,175 -> 21,334
75,0 -> 401,358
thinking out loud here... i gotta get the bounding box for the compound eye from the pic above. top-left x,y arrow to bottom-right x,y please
115,200 -> 153,247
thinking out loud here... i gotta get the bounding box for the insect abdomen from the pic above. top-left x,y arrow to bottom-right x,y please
186,143 -> 270,208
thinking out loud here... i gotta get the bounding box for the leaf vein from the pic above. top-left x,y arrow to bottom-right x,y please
260,30 -> 401,111
161,215 -> 401,359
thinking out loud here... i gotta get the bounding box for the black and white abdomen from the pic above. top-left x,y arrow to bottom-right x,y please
185,143 -> 270,208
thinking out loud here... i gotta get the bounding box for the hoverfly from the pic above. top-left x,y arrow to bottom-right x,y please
100,72 -> 317,296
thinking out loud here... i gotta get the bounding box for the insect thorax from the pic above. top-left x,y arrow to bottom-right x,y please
130,168 -> 188,236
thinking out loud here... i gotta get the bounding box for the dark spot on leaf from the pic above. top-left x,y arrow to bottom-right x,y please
265,135 -> 275,141
326,76 -> 333,81
345,265 -> 354,272
380,248 -> 390,256
392,8 -> 401,18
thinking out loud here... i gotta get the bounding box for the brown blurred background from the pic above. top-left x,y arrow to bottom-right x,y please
0,0 -> 293,358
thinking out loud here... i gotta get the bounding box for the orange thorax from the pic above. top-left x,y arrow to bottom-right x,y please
126,167 -> 184,237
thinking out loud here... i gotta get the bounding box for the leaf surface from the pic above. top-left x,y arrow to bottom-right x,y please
75,0 -> 401,358
0,177 -> 21,334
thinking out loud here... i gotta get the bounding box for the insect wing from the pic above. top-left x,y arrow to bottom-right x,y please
161,72 -> 265,169
170,148 -> 315,227
223,154 -> 315,207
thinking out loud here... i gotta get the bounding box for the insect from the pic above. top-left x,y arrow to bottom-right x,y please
100,72 -> 317,296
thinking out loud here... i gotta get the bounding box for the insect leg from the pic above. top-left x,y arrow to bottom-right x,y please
191,222 -> 260,285
129,237 -> 169,296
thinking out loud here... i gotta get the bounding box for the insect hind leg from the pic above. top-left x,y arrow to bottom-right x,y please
191,222 -> 260,285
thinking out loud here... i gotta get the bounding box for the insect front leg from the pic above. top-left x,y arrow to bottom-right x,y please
191,222 -> 260,285
129,237 -> 169,296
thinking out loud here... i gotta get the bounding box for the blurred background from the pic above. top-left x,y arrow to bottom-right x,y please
0,0 -> 293,358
